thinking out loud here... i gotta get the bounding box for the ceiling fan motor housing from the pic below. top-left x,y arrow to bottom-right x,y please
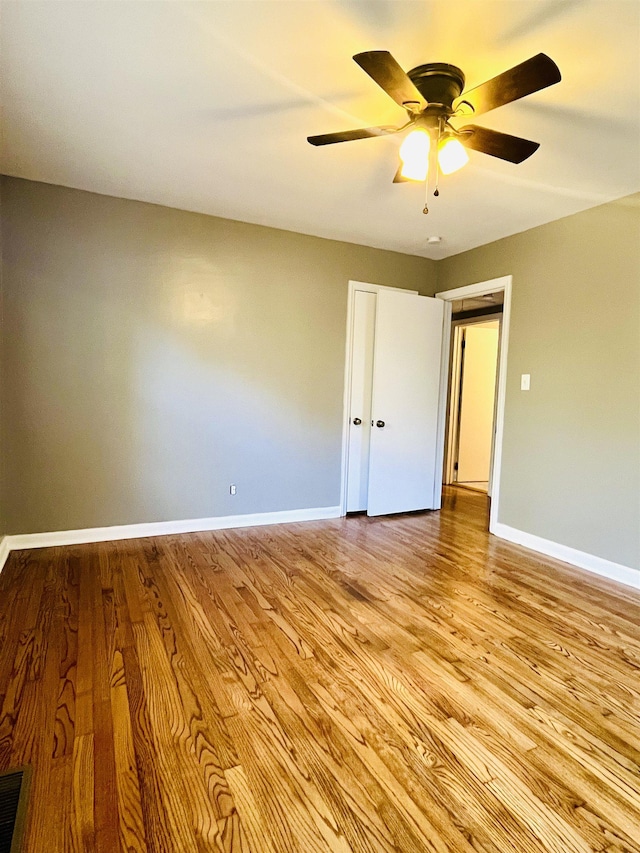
407,63 -> 465,113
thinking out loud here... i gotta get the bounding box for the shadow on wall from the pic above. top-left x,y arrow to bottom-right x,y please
2,183 -> 349,534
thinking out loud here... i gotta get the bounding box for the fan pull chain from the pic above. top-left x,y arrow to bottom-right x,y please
434,120 -> 442,197
424,123 -> 443,212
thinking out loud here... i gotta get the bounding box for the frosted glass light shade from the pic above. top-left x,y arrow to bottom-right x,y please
438,136 -> 469,175
399,130 -> 430,181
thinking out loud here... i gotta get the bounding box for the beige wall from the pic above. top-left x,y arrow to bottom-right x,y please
2,177 -> 638,574
437,194 -> 640,570
0,176 -> 436,534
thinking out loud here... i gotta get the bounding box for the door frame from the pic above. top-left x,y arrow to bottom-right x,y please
445,314 -> 503,488
339,280 -> 418,516
435,275 -> 512,534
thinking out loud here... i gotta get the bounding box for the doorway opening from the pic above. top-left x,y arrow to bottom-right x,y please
339,275 -> 512,534
435,276 -> 512,533
446,305 -> 502,495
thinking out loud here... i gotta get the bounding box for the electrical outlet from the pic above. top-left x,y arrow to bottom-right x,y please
230,484 -> 237,495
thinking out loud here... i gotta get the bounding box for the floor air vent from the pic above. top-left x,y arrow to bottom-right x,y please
0,768 -> 30,853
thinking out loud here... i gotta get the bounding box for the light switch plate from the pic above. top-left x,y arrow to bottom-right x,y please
521,373 -> 531,391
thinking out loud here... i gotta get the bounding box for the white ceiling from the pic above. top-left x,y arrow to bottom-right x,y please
1,0 -> 639,259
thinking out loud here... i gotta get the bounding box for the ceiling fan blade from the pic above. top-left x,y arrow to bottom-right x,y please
353,51 -> 427,112
307,125 -> 398,146
459,125 -> 540,163
453,53 -> 561,117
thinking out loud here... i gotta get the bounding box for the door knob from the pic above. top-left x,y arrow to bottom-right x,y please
352,417 -> 362,425
376,420 -> 385,428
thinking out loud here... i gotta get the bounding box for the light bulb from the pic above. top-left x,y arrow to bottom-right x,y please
399,130 -> 430,182
438,136 -> 469,175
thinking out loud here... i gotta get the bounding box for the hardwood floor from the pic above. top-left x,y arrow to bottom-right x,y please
1,487 -> 639,852
454,482 -> 489,494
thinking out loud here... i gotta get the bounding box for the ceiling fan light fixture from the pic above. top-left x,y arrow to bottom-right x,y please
437,136 -> 469,175
308,50 -> 560,210
399,129 -> 430,181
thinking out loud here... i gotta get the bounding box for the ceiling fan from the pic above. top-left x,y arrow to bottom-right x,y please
307,51 -> 561,212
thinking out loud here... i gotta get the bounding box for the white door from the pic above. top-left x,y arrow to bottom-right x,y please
367,290 -> 444,516
457,323 -> 500,486
346,290 -> 376,511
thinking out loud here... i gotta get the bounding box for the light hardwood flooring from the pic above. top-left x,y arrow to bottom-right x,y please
0,487 -> 639,852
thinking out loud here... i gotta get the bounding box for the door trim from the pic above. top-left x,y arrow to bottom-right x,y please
435,275 -> 512,534
340,281 -> 418,517
447,324 -> 466,486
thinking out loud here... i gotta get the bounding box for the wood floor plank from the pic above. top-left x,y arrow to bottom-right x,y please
110,648 -> 148,852
71,732 -> 95,853
0,487 -> 638,851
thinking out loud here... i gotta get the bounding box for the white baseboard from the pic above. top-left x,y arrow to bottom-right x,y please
0,537 -> 10,575
491,522 -> 640,591
4,511 -> 637,596
1,506 -> 342,555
